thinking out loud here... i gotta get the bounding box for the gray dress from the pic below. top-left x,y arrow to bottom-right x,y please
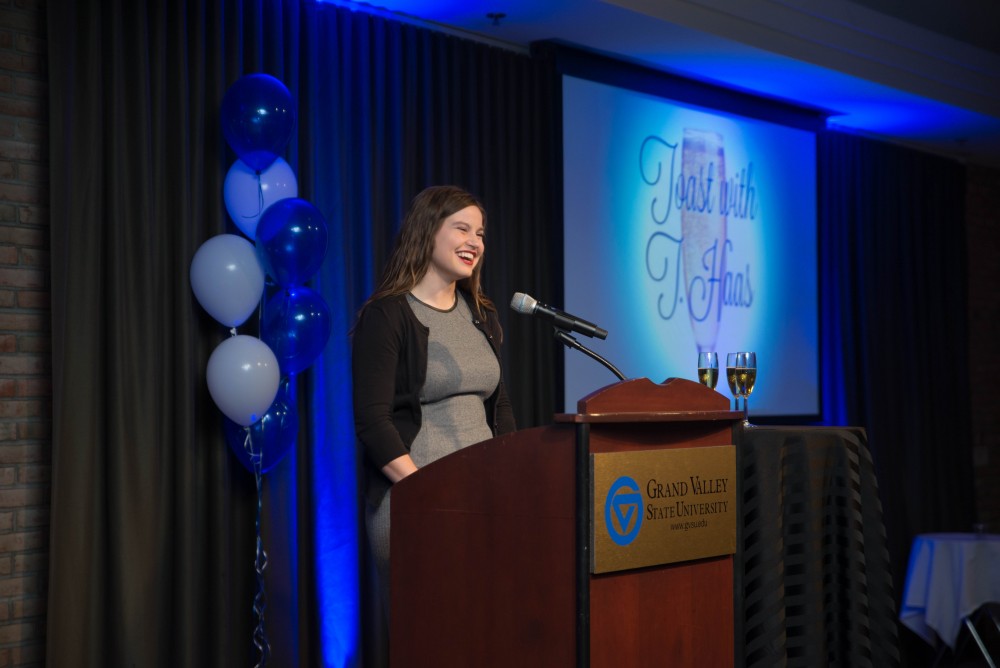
365,293 -> 500,610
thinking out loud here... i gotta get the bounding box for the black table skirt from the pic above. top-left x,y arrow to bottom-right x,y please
736,426 -> 901,667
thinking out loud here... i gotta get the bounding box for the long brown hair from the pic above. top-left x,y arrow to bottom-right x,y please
363,185 -> 496,318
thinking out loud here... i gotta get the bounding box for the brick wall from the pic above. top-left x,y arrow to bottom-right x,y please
0,0 -> 49,665
966,163 -> 1000,531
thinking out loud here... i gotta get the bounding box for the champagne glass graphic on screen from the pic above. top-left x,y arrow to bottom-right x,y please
681,129 -> 727,354
697,351 -> 719,390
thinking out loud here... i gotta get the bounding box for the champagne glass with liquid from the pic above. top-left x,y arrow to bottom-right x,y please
740,352 -> 757,425
697,352 -> 719,390
726,352 -> 742,411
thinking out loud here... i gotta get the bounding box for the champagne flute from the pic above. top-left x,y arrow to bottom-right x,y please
726,352 -> 742,411
740,352 -> 757,425
697,352 -> 719,390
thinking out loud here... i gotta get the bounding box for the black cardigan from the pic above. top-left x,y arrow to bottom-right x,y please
351,290 -> 516,502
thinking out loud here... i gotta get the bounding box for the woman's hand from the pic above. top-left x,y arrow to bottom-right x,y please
382,454 -> 419,483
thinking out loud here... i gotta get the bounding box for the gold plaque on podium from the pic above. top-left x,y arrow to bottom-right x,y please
591,446 -> 737,574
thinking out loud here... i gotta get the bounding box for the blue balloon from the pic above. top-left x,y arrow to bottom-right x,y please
220,73 -> 296,173
261,287 -> 332,375
255,198 -> 329,286
223,380 -> 297,474
223,157 -> 298,239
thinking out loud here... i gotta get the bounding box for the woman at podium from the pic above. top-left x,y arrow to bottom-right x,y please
351,185 -> 517,615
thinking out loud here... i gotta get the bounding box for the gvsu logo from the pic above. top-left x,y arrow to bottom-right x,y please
604,476 -> 643,546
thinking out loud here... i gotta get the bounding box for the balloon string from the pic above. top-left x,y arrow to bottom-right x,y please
244,429 -> 270,667
255,172 -> 264,218
241,171 -> 264,221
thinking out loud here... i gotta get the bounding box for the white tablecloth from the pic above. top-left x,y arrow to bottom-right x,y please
899,532 -> 1000,648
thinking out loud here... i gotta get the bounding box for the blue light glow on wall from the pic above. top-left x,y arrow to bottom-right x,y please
310,323 -> 360,667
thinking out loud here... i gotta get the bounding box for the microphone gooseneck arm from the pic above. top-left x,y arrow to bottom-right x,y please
553,329 -> 626,381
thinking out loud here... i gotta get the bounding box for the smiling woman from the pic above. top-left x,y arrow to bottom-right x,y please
350,185 -> 517,636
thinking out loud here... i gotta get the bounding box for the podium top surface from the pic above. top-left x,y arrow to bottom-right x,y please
555,377 -> 742,423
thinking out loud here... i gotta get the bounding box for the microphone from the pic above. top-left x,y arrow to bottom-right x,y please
510,292 -> 608,340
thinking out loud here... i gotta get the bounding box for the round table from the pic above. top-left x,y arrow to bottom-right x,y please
899,532 -> 1000,649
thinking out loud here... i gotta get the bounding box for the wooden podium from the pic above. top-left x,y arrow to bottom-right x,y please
390,378 -> 742,667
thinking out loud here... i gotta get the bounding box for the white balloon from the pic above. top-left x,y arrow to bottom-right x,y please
206,335 -> 280,427
189,234 -> 265,327
223,158 -> 298,239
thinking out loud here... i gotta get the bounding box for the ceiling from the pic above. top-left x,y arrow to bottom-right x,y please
326,0 -> 1000,168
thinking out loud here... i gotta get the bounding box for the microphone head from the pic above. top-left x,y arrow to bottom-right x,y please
510,292 -> 538,314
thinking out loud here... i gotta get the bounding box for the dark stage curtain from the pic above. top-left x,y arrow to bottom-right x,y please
46,1 -> 556,666
45,0 -> 976,665
47,1 -> 261,665
818,131 -> 976,659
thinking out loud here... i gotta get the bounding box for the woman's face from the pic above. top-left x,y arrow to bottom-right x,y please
426,205 -> 484,285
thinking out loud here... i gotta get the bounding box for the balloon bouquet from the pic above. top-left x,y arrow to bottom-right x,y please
190,72 -> 331,471
189,73 -> 332,665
